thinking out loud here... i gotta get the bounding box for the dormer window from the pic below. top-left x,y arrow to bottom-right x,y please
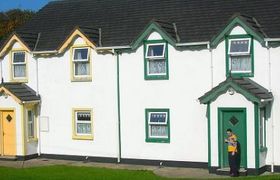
226,35 -> 253,77
144,40 -> 169,80
71,47 -> 92,81
12,51 -> 27,81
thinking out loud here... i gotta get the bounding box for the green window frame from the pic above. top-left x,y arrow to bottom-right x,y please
260,107 -> 267,152
144,40 -> 169,80
225,34 -> 254,77
145,108 -> 170,143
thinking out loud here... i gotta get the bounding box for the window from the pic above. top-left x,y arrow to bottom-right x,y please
226,35 -> 253,77
12,51 -> 27,80
71,47 -> 91,81
145,109 -> 170,143
27,109 -> 35,139
144,40 -> 169,80
260,108 -> 267,151
72,109 -> 93,140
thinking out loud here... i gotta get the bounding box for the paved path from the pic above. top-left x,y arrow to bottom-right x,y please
0,158 -> 276,179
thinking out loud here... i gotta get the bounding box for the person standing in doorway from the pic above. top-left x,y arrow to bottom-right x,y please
225,128 -> 239,177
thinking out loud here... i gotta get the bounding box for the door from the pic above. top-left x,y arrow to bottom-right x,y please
218,108 -> 247,168
0,110 -> 16,156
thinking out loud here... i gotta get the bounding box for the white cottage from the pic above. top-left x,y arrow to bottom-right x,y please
0,0 -> 279,176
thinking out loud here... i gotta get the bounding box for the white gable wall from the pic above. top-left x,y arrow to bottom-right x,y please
119,32 -> 210,162
37,37 -> 119,158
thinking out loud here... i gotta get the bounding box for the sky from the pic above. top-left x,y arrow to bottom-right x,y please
0,0 -> 53,12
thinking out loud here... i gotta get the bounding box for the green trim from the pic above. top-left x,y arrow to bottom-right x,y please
211,16 -> 264,48
145,108 -> 170,143
131,22 -> 176,50
254,103 -> 260,169
199,80 -> 261,104
144,40 -> 169,80
225,34 -> 254,78
207,103 -> 211,167
218,108 -> 247,168
116,52 -> 122,162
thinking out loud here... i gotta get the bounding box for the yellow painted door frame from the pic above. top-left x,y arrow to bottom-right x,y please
0,109 -> 16,156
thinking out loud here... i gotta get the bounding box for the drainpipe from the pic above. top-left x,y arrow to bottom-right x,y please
266,41 -> 274,173
116,50 -> 122,163
208,44 -> 213,89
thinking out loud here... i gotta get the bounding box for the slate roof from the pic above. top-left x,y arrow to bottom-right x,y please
1,0 -> 280,51
0,82 -> 40,102
199,78 -> 273,104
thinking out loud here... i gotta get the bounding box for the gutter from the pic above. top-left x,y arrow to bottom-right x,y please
176,41 -> 210,46
32,50 -> 58,55
264,38 -> 280,42
96,46 -> 130,50
22,100 -> 41,104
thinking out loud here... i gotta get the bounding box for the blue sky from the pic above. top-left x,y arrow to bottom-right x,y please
0,0 -> 53,12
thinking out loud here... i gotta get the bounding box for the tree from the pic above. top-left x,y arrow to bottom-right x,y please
0,9 -> 35,39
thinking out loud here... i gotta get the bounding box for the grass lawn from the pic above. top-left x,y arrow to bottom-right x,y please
0,165 -> 280,180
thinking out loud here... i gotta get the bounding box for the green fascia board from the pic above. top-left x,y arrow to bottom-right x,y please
211,16 -> 265,48
131,22 -> 176,50
199,80 -> 261,104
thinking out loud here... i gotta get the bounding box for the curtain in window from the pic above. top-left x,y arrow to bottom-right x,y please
77,123 -> 91,134
14,65 -> 26,77
75,62 -> 90,75
150,125 -> 167,137
148,59 -> 166,74
231,56 -> 251,72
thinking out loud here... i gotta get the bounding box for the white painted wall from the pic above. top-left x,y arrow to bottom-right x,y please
37,37 -> 118,158
119,32 -> 210,162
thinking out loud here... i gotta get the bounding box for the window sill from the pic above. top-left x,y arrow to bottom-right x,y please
226,72 -> 254,78
72,135 -> 93,140
146,138 -> 170,143
71,77 -> 92,82
260,146 -> 267,152
27,138 -> 38,143
145,75 -> 169,80
10,79 -> 28,83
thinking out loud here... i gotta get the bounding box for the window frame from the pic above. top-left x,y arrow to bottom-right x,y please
144,40 -> 169,80
145,108 -> 170,143
26,106 -> 37,142
72,108 -> 93,140
71,46 -> 92,82
260,107 -> 267,152
225,35 -> 254,77
11,50 -> 28,82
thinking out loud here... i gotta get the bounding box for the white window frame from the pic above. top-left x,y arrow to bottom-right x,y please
145,43 -> 166,59
228,38 -> 251,55
148,112 -> 168,138
27,109 -> 35,139
12,51 -> 27,79
75,111 -> 92,136
228,38 -> 252,73
72,47 -> 90,77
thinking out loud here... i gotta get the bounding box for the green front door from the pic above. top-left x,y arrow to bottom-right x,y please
218,108 -> 247,168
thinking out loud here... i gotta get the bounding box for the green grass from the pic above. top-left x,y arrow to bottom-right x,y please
0,165 -> 279,180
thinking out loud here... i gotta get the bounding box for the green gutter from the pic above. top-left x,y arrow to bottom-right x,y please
207,103 -> 211,168
254,103 -> 260,172
116,51 -> 122,163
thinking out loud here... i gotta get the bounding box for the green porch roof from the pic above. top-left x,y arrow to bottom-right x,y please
199,78 -> 273,104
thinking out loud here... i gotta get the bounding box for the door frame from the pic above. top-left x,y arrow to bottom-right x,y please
218,107 -> 247,168
0,108 -> 16,156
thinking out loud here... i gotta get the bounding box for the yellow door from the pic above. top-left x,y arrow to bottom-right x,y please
1,111 -> 16,156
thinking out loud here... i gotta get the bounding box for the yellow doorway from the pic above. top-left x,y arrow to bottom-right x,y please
0,110 -> 16,156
